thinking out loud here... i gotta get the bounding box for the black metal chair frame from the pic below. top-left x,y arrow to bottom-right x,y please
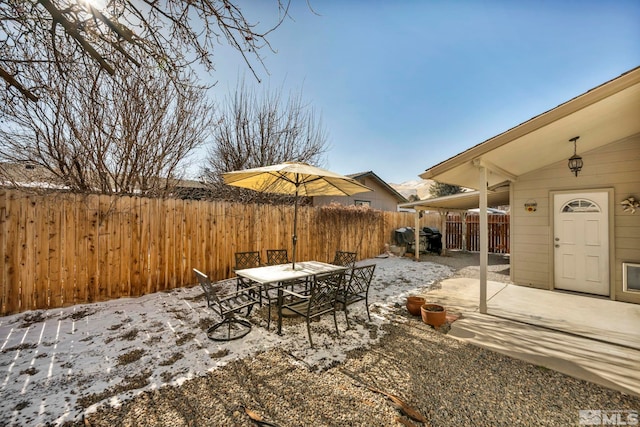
332,250 -> 357,284
235,251 -> 261,274
193,268 -> 260,341
235,251 -> 262,269
335,264 -> 376,328
278,270 -> 345,347
262,250 -> 310,329
234,251 -> 262,296
266,249 -> 289,265
332,251 -> 357,269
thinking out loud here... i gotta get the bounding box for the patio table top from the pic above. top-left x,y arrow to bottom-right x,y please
235,260 -> 346,285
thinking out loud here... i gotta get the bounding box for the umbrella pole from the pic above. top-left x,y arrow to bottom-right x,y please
292,187 -> 298,269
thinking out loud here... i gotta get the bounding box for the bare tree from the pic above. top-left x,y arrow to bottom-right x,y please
0,62 -> 213,196
0,0 -> 290,102
204,79 -> 329,202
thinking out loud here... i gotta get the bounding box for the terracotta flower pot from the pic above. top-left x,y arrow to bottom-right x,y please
406,296 -> 426,316
421,303 -> 446,327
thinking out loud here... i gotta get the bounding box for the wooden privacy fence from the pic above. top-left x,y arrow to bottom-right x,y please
0,190 -> 439,315
446,214 -> 510,253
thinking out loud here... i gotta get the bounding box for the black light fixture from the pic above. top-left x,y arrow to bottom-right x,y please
568,136 -> 583,177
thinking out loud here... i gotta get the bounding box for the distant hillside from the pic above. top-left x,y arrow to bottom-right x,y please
390,179 -> 433,200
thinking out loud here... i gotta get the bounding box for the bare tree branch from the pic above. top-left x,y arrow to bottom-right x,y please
38,0 -> 116,75
0,59 -> 213,197
0,65 -> 38,101
204,78 -> 328,203
0,0 -> 291,101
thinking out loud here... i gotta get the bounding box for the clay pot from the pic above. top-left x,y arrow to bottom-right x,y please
421,303 -> 446,327
406,296 -> 426,316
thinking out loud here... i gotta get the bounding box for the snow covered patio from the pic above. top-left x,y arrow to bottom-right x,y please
0,256 -> 453,425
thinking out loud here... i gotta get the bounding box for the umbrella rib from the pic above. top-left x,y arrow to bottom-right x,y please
271,172 -> 332,194
302,176 -> 368,196
273,172 -> 324,186
272,171 -> 297,186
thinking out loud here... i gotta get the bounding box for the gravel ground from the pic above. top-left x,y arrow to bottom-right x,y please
74,251 -> 640,427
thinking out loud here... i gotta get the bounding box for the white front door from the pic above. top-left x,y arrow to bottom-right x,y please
553,192 -> 609,296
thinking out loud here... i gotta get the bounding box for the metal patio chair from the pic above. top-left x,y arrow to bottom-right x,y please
263,249 -> 310,330
193,268 -> 260,341
234,251 -> 262,292
266,249 -> 289,265
331,251 -> 357,269
278,270 -> 345,347
331,250 -> 357,281
235,250 -> 261,270
335,264 -> 376,329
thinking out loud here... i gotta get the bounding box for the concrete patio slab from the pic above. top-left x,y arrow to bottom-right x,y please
427,278 -> 640,397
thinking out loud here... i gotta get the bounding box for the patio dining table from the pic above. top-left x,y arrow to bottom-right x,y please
235,261 -> 347,334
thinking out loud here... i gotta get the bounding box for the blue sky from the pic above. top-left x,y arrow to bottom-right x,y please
203,1 -> 640,184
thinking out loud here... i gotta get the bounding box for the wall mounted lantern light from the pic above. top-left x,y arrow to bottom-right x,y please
567,136 -> 583,177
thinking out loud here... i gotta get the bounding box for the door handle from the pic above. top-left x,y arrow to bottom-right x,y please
555,244 -> 560,248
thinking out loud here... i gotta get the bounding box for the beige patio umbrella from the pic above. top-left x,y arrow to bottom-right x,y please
223,161 -> 372,269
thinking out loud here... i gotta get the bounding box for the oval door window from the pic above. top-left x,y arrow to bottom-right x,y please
561,199 -> 601,213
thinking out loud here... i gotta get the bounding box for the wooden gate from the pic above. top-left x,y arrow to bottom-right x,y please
446,214 -> 510,253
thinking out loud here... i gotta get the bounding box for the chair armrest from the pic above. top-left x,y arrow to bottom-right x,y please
280,288 -> 308,299
219,285 -> 262,302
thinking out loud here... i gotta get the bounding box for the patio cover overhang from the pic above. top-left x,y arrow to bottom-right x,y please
411,66 -> 640,314
399,188 -> 510,212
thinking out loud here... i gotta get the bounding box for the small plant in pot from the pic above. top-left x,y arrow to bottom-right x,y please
405,296 -> 426,316
421,303 -> 446,327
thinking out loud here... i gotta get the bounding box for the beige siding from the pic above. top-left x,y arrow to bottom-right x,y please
511,134 -> 640,303
313,176 -> 402,211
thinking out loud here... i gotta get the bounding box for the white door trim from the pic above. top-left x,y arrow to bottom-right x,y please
550,188 -> 615,298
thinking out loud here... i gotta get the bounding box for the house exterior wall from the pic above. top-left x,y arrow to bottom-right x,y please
511,134 -> 640,303
312,176 -> 402,211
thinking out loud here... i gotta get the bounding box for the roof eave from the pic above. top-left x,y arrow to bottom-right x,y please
349,171 -> 408,203
419,66 -> 640,181
399,188 -> 510,211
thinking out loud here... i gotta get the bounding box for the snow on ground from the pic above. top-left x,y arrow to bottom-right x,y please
0,256 -> 453,426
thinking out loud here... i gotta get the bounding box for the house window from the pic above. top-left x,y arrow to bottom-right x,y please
561,199 -> 600,213
623,262 -> 640,292
355,200 -> 371,207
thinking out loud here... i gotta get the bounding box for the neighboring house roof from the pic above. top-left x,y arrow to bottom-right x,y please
0,161 -> 207,196
347,171 -> 408,203
419,66 -> 640,190
0,162 -> 65,188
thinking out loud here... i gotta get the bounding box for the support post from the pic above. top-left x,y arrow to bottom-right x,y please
414,209 -> 420,260
461,211 -> 468,251
439,211 -> 448,256
479,166 -> 488,314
